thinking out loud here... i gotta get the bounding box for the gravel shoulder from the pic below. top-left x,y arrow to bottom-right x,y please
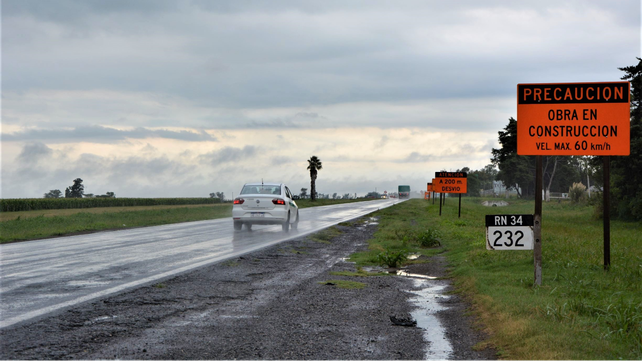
0,217 -> 496,360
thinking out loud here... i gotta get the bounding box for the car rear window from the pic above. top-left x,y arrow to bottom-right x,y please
240,185 -> 281,195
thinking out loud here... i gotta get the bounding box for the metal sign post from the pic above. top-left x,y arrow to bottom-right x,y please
534,156 -> 543,286
517,81 -> 630,279
603,156 -> 611,270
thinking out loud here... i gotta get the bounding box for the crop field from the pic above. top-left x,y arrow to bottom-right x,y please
354,198 -> 641,360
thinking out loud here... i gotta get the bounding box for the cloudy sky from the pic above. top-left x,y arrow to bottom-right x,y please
2,0 -> 640,199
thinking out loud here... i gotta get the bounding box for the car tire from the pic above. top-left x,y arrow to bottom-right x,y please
282,213 -> 290,232
291,211 -> 299,230
233,221 -> 242,231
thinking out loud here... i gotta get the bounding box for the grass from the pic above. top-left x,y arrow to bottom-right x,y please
0,205 -> 232,244
356,198 -> 641,360
0,203 -> 232,222
318,280 -> 367,289
295,198 -> 375,209
309,227 -> 343,244
0,198 -> 375,244
330,269 -> 390,277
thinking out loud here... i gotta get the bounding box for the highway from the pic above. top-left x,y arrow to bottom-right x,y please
0,198 -> 401,329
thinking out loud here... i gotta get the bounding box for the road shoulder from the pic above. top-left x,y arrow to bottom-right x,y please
0,217 -> 495,359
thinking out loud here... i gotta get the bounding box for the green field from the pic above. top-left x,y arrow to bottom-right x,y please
0,198 -> 373,243
351,198 -> 641,360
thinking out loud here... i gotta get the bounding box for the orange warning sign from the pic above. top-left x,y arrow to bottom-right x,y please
433,172 -> 468,194
517,82 -> 630,155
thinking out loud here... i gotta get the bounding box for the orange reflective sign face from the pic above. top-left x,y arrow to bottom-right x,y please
427,183 -> 433,192
517,82 -> 630,156
433,172 -> 467,193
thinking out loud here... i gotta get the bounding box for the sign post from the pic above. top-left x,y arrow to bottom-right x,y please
517,81 -> 630,280
434,172 -> 468,218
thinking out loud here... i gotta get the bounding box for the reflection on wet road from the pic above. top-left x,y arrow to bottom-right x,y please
0,199 -> 400,329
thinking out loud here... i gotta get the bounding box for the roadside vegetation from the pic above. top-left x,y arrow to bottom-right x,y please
0,198 -> 375,244
0,197 -> 221,212
0,205 -> 232,244
352,198 -> 641,360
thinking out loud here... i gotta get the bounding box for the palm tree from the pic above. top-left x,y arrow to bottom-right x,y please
307,156 -> 323,201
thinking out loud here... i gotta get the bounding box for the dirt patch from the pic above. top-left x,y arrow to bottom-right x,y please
0,217 -> 496,360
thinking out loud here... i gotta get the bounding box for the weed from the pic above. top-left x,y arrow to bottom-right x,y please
153,283 -> 166,289
330,270 -> 390,277
416,228 -> 441,248
377,251 -> 407,268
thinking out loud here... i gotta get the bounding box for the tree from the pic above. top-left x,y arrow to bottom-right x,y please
342,193 -> 351,199
491,118 -> 535,197
96,192 -> 115,198
365,191 -> 381,198
491,118 -> 580,199
332,193 -> 338,199
307,155 -> 323,201
300,188 -> 308,199
65,178 -> 84,198
210,192 -> 225,201
44,189 -> 62,198
610,58 -> 642,220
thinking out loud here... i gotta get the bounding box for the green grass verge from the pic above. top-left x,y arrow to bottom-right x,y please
295,198 -> 375,208
0,205 -> 232,244
0,198 -> 375,244
351,198 -> 641,360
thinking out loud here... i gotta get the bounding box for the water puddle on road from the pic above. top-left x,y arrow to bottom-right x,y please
397,270 -> 439,280
407,280 -> 453,360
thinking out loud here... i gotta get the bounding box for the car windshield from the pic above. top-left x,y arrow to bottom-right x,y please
240,185 -> 281,195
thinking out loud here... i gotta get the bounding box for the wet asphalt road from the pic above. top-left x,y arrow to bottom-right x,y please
0,199 -> 400,329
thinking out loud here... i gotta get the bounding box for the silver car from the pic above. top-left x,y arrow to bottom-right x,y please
232,182 -> 299,231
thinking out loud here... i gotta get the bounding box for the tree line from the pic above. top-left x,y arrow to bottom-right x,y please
44,178 -> 115,199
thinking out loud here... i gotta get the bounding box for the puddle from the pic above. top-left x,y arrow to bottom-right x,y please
87,315 -> 118,325
407,280 -> 453,360
219,315 -> 259,319
407,253 -> 421,260
397,270 -> 438,280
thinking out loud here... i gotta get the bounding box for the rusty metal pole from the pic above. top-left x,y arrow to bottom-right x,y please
439,193 -> 443,216
603,156 -> 611,270
534,155 -> 543,286
458,193 -> 462,218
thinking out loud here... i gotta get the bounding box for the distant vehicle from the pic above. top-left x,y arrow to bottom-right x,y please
398,185 -> 410,199
232,182 -> 299,232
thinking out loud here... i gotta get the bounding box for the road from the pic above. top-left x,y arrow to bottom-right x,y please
0,198 -> 400,329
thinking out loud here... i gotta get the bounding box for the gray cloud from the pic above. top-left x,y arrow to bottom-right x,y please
270,156 -> 294,166
3,0 -> 637,112
3,126 -> 216,143
402,152 -> 432,163
198,146 -> 257,165
16,142 -> 53,163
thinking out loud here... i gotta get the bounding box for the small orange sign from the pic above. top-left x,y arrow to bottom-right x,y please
433,172 -> 468,194
517,82 -> 630,155
427,183 -> 433,192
